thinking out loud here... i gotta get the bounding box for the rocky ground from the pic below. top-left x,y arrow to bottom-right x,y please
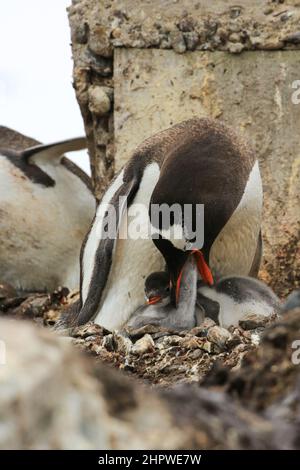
1,279 -> 300,449
0,281 -> 278,387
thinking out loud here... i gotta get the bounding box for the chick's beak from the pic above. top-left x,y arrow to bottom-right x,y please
146,296 -> 162,305
192,249 -> 214,286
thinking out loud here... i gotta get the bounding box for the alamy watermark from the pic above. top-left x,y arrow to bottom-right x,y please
291,80 -> 300,104
0,339 -> 6,365
97,199 -> 205,250
291,340 -> 300,365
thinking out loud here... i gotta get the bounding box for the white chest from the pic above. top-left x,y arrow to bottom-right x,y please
209,161 -> 263,278
88,163 -> 164,330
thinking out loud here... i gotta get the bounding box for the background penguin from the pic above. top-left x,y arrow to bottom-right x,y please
126,256 -> 200,331
0,126 -> 95,291
70,117 -> 262,331
197,276 -> 281,328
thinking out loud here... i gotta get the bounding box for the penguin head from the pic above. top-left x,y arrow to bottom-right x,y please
144,271 -> 171,307
152,237 -> 214,306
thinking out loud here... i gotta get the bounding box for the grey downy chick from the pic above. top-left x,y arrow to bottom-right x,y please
197,276 -> 281,328
126,256 -> 202,331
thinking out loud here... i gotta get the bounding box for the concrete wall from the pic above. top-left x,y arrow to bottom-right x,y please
68,0 -> 300,296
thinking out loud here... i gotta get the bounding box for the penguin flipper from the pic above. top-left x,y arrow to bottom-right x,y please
0,126 -> 40,150
22,137 -> 87,163
74,177 -> 140,327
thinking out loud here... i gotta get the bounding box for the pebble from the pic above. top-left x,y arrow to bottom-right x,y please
113,333 -> 132,355
0,282 -> 16,300
88,86 -> 111,115
201,318 -> 216,330
170,31 -> 186,53
283,32 -> 300,44
184,31 -> 199,50
229,6 -> 242,19
228,42 -> 244,54
177,17 -> 195,33
102,334 -> 115,352
226,334 -> 242,350
202,341 -> 212,353
189,349 -> 203,359
72,322 -> 108,339
280,11 -> 294,22
207,326 -> 232,350
88,26 -> 112,57
132,334 -> 155,355
239,313 -> 269,330
228,32 -> 241,43
72,23 -> 89,44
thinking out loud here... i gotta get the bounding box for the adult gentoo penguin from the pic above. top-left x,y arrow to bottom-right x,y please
68,117 -> 263,331
0,126 -> 95,291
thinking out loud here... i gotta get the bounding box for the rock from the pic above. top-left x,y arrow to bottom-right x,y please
113,333 -> 132,355
0,319 -> 191,449
202,341 -> 213,353
207,326 -> 232,350
284,32 -> 300,44
170,31 -> 186,53
280,12 -> 294,22
132,334 -> 155,355
229,6 -> 242,19
177,17 -> 195,33
239,313 -> 269,330
102,334 -> 115,352
72,22 -> 89,44
88,25 -> 112,57
189,349 -> 203,359
184,31 -> 199,50
228,42 -> 244,53
200,317 -> 216,330
226,334 -> 242,350
0,282 -> 16,300
11,294 -> 50,319
2,311 -> 300,449
228,32 -> 241,43
0,319 -> 109,449
43,309 -> 61,327
88,86 -> 111,115
72,322 -> 109,339
125,324 -> 169,340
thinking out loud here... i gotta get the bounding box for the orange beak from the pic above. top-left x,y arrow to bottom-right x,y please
192,249 -> 214,286
174,250 -> 213,305
147,296 -> 162,305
